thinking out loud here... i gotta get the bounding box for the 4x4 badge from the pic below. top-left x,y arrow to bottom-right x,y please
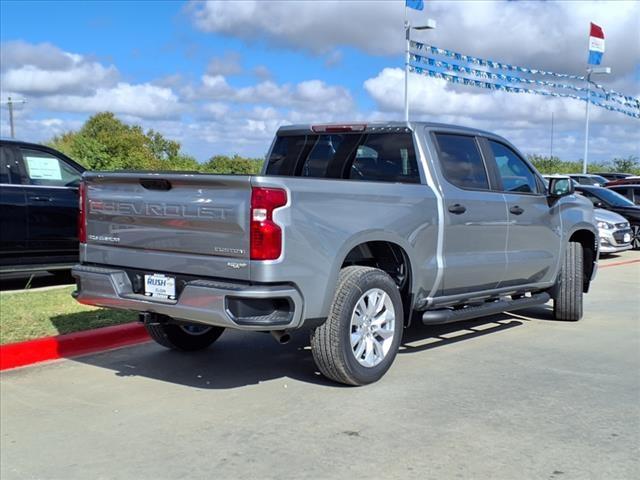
227,262 -> 247,269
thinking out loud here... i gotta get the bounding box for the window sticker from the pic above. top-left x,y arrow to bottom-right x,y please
25,156 -> 62,181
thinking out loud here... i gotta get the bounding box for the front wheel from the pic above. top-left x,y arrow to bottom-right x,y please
631,224 -> 640,250
552,241 -> 584,321
146,322 -> 225,351
310,266 -> 403,386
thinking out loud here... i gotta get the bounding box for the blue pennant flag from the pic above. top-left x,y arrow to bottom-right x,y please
406,0 -> 424,11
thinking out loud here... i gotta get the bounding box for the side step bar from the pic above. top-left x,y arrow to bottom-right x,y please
422,292 -> 550,325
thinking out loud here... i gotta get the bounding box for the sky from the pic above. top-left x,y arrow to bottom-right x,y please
0,0 -> 638,164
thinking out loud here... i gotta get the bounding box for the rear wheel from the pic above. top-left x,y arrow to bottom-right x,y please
146,322 -> 224,351
552,241 -> 584,321
310,266 -> 403,386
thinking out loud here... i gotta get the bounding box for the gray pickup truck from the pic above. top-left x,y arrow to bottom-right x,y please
72,122 -> 598,385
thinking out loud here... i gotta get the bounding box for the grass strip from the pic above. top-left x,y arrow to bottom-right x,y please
0,286 -> 134,345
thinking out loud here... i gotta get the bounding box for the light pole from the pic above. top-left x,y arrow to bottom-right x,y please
582,66 -> 611,174
404,18 -> 436,122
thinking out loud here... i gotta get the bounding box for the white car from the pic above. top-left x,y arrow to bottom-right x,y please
594,208 -> 633,254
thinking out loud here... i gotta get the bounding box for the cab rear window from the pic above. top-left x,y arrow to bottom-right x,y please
265,133 -> 420,184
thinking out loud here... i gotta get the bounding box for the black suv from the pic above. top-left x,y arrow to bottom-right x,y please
0,138 -> 85,274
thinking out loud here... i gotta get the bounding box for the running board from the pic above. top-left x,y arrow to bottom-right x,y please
421,292 -> 550,325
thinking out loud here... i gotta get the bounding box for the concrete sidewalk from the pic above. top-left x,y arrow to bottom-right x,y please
1,253 -> 639,479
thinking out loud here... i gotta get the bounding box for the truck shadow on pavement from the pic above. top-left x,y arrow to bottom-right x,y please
68,306 -> 553,390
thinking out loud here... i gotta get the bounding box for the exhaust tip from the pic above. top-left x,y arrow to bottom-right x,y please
270,330 -> 291,344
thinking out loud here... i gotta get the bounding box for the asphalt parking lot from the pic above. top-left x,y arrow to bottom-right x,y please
1,252 -> 639,480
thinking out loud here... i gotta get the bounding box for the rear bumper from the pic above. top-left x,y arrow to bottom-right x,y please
71,265 -> 304,331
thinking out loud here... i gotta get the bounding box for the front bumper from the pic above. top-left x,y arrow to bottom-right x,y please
72,265 -> 304,330
599,242 -> 632,254
599,228 -> 633,254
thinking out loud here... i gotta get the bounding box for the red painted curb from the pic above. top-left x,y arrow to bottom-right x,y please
0,322 -> 150,371
600,259 -> 640,269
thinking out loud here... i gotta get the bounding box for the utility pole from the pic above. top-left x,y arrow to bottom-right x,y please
550,112 -> 554,158
1,97 -> 27,138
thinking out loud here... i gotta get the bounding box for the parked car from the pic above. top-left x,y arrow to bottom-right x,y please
607,184 -> 640,205
543,175 -> 579,188
605,176 -> 640,187
72,122 -> 597,385
594,208 -> 632,255
575,185 -> 640,249
0,138 -> 84,274
568,173 -> 608,187
593,172 -> 633,181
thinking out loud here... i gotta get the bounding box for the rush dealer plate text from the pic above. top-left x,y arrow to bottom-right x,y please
144,274 -> 176,300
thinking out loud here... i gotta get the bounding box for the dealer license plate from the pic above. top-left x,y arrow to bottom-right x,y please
624,233 -> 631,243
144,274 -> 176,300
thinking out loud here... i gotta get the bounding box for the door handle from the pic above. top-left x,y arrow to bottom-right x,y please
29,196 -> 52,202
510,205 -> 524,215
448,203 -> 467,215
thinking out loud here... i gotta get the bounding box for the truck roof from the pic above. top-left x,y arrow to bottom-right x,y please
277,121 -> 497,138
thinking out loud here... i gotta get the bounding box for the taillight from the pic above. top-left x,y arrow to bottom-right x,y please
311,124 -> 366,133
250,187 -> 287,260
78,181 -> 87,243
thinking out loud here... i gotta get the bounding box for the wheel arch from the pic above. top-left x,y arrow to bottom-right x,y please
321,232 -> 416,325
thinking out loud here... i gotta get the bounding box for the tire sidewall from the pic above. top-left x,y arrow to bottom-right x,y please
338,270 -> 404,384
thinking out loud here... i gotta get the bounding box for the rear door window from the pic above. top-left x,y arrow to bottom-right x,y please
18,148 -> 81,187
349,133 -> 420,183
434,133 -> 489,190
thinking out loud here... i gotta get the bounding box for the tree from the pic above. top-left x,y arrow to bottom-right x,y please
200,155 -> 264,175
612,155 -> 639,173
49,112 -> 195,171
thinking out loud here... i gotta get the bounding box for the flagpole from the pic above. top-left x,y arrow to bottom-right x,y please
404,5 -> 410,123
582,71 -> 591,174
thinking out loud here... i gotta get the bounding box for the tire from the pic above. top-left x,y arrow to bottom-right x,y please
146,322 -> 224,351
631,224 -> 640,250
310,266 -> 404,386
553,241 -> 584,321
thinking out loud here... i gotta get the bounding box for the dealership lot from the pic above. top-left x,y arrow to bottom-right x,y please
1,252 -> 639,480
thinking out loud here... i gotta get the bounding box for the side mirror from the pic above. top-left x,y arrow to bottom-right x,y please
593,201 -> 605,209
548,176 -> 574,198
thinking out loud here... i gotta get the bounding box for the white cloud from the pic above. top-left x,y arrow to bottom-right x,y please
188,0 -> 640,76
206,51 -> 243,76
0,116 -> 84,142
364,67 -> 639,161
253,65 -> 272,80
195,75 -> 355,114
0,42 -> 182,120
1,41 -> 118,95
41,83 -> 183,119
2,63 -> 118,96
1,41 -> 79,71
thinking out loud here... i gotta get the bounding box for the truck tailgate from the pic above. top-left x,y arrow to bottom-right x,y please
84,172 -> 251,281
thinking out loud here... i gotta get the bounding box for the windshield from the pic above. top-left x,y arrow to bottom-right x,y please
588,187 -> 636,207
